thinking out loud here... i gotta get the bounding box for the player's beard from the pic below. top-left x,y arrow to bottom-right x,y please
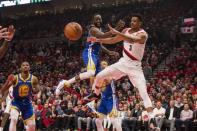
95,22 -> 101,28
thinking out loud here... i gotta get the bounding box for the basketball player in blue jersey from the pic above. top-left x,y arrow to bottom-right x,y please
55,14 -> 125,95
87,61 -> 122,131
0,61 -> 39,131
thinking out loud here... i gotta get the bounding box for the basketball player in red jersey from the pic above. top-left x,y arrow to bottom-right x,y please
91,14 -> 159,130
0,25 -> 15,60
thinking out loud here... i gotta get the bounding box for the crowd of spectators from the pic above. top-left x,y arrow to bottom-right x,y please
0,0 -> 197,131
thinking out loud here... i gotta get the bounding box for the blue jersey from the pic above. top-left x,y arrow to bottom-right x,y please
13,74 -> 33,104
101,82 -> 114,99
82,25 -> 101,74
11,73 -> 34,121
97,81 -> 118,116
83,25 -> 101,56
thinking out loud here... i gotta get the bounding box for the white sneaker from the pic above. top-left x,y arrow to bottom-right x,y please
55,80 -> 67,96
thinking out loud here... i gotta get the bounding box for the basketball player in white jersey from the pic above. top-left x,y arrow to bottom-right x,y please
0,85 -> 13,131
89,14 -> 157,129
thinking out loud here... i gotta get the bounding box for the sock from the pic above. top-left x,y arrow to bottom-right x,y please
68,70 -> 95,85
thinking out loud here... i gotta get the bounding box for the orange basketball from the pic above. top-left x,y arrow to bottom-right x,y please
64,22 -> 82,41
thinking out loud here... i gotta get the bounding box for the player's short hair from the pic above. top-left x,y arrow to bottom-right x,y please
132,14 -> 143,23
91,13 -> 101,21
21,61 -> 29,65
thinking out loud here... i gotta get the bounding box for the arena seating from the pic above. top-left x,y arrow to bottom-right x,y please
0,0 -> 196,131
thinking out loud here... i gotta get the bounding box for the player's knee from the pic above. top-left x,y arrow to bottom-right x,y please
27,124 -> 35,131
95,119 -> 102,126
10,109 -> 19,123
26,120 -> 36,131
94,73 -> 106,87
10,118 -> 18,125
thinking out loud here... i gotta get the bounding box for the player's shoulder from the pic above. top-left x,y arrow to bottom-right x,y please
137,29 -> 148,37
140,29 -> 148,34
122,28 -> 131,33
31,75 -> 38,80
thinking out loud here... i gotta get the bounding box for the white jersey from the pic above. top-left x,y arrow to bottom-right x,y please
4,86 -> 13,113
123,28 -> 148,61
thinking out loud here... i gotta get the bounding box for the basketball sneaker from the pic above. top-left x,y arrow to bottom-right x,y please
55,80 -> 70,96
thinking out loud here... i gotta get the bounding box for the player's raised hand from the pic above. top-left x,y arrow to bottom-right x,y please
4,25 -> 15,42
108,24 -> 120,35
0,26 -> 9,40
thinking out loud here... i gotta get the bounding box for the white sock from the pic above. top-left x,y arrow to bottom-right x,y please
68,70 -> 95,85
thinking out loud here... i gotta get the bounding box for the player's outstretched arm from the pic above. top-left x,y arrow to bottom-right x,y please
0,40 -> 10,60
32,76 -> 40,94
0,74 -> 16,95
100,44 -> 119,57
108,24 -> 147,44
97,34 -> 123,44
90,20 -> 125,38
90,27 -> 112,38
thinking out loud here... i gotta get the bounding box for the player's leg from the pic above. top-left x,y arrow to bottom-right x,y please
128,69 -> 153,117
111,118 -> 122,131
55,50 -> 96,96
23,103 -> 36,131
0,113 -> 9,131
0,99 -> 11,131
55,79 -> 67,95
106,117 -> 112,131
68,49 -> 97,84
25,119 -> 36,131
128,69 -> 157,130
9,108 -> 19,131
93,64 -> 126,95
95,118 -> 104,131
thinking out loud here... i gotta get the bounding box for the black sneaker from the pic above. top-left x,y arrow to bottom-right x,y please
83,92 -> 101,102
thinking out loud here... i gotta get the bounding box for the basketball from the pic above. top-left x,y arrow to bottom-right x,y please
64,22 -> 82,41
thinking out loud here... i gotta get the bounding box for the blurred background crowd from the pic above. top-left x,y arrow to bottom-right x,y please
0,0 -> 196,131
